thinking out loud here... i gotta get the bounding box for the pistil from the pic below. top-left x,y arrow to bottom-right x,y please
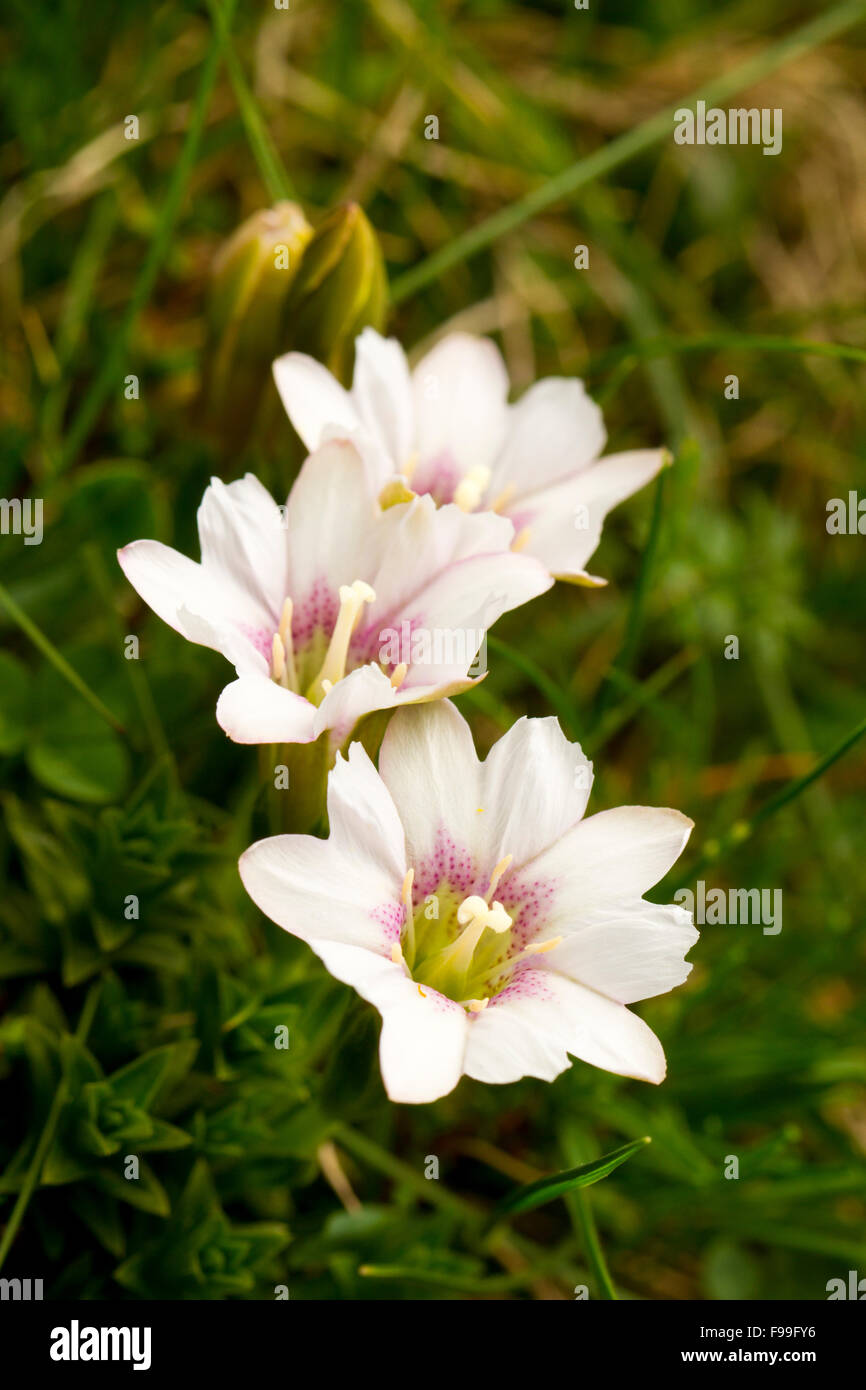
419,893 -> 512,998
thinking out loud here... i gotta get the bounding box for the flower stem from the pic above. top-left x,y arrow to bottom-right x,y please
560,1126 -> 618,1300
205,0 -> 295,202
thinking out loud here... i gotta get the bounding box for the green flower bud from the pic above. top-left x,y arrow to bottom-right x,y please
200,202 -> 313,448
281,202 -> 387,384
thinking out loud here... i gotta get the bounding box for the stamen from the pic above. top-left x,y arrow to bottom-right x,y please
454,464 -> 491,512
278,597 -> 297,690
489,482 -> 516,513
466,998 -> 488,1013
422,894 -> 513,995
271,633 -> 286,685
309,580 -> 376,696
401,868 -> 416,965
401,868 -> 415,907
391,942 -> 404,965
512,526 -> 532,552
379,478 -> 415,509
487,854 -> 513,900
463,935 -> 564,1000
390,661 -> 408,689
523,936 -> 563,955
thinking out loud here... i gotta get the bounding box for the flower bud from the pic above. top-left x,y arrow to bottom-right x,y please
200,202 -> 313,448
281,202 -> 387,384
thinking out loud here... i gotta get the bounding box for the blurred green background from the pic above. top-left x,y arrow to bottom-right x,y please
1,0 -> 865,1300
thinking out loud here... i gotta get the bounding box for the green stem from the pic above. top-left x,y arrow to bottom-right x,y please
391,0 -> 866,301
206,0 -> 295,202
568,1189 -> 618,1300
0,982 -> 102,1275
560,1127 -> 618,1299
0,580 -> 125,736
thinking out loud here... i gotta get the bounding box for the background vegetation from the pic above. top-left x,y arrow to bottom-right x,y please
1,0 -> 865,1300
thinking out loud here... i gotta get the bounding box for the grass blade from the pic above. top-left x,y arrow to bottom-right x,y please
391,0 -> 866,301
496,1137 -> 651,1218
54,0 -> 239,474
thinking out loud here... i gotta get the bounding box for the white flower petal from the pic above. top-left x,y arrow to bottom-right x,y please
541,901 -> 699,1004
314,664 -> 400,747
476,716 -> 593,869
352,496 -> 550,682
531,805 -> 694,902
351,328 -> 414,469
378,701 -> 482,874
197,473 -> 288,621
272,351 -> 362,450
239,838 -> 400,954
312,940 -> 469,1104
118,540 -> 266,667
216,674 -> 317,745
327,742 -> 407,883
506,448 -> 666,579
464,970 -> 666,1085
118,541 -> 225,647
285,439 -> 379,600
411,332 -> 510,475
487,377 -> 606,501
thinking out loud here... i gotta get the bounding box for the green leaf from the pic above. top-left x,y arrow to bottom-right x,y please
496,1137 -> 651,1217
109,1044 -> 188,1109
135,1118 -> 192,1152
29,710 -> 129,804
96,1162 -> 171,1216
69,1188 -> 125,1259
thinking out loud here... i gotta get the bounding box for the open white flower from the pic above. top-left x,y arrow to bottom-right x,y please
240,701 -> 697,1104
117,441 -> 550,749
273,328 -> 667,585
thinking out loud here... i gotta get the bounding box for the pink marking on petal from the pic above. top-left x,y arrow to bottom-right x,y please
238,624 -> 275,662
496,869 -> 559,950
371,900 -> 404,946
413,826 -> 478,899
417,983 -> 465,1014
412,450 -> 462,506
351,612 -> 425,669
488,967 -> 553,1007
503,505 -> 534,533
291,577 -> 340,649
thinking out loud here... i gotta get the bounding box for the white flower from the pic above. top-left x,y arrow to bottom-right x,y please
273,328 -> 667,585
239,701 -> 697,1104
117,440 -> 551,749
